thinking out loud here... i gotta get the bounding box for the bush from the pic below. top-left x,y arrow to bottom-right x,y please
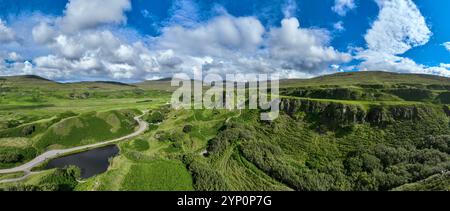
186,159 -> 229,191
146,111 -> 164,124
389,88 -> 433,101
21,125 -> 36,136
38,166 -> 81,191
155,131 -> 184,143
421,135 -> 450,153
435,92 -> 450,104
183,125 -> 193,133
207,124 -> 254,155
2,166 -> 81,192
0,147 -> 36,164
132,139 -> 150,151
0,151 -> 22,163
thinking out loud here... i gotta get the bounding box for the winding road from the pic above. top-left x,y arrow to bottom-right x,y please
0,111 -> 148,182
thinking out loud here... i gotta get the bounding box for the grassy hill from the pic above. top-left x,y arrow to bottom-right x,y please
0,109 -> 139,168
0,75 -> 137,90
35,109 -> 139,151
4,71 -> 450,89
281,71 -> 450,88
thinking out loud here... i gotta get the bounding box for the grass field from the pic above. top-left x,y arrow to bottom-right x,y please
121,160 -> 193,191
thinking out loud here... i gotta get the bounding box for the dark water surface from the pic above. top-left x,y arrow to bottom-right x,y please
45,145 -> 119,179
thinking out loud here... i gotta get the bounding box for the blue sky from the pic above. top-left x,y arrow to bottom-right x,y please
0,0 -> 449,81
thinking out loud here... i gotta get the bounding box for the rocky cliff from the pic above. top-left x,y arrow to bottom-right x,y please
279,98 -> 442,129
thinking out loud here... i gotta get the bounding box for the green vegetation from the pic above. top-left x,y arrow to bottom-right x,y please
0,172 -> 25,180
121,160 -> 193,191
35,109 -> 138,151
0,147 -> 36,168
1,71 -> 450,191
393,172 -> 450,191
0,166 -> 80,191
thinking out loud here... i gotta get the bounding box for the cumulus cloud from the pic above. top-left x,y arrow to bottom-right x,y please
157,15 -> 265,56
32,22 -> 56,44
332,0 -> 356,16
1,0 -> 352,81
0,19 -> 16,43
365,0 -> 431,55
58,0 -> 132,33
333,21 -> 345,32
443,42 -> 450,52
356,50 -> 450,76
439,63 -> 450,69
356,0 -> 450,76
268,18 -> 351,72
7,52 -> 23,62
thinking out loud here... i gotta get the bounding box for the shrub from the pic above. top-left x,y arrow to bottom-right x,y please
38,166 -> 81,191
183,125 -> 193,133
389,88 -> 433,101
146,111 -> 164,124
0,147 -> 36,164
132,139 -> 150,151
186,159 -> 229,191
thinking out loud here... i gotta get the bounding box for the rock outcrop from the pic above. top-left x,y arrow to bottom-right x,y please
280,98 -> 435,129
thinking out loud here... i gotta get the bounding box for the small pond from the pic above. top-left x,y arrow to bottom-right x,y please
45,145 -> 119,179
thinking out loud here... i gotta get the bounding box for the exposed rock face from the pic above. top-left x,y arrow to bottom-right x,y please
280,98 -> 434,129
443,106 -> 450,117
321,103 -> 366,128
280,98 -> 366,129
389,106 -> 420,121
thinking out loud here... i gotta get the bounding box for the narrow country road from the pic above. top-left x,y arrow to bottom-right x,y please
0,111 -> 149,178
0,171 -> 41,184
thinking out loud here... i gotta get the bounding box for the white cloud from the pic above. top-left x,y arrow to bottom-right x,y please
282,0 -> 298,18
32,22 -> 56,44
333,21 -> 345,32
356,50 -> 450,77
267,18 -> 351,72
59,0 -> 131,33
356,0 -> 450,77
332,0 -> 356,16
0,19 -> 16,43
7,52 -> 22,62
158,15 -> 265,57
166,0 -> 199,27
365,0 -> 431,55
0,2 -> 352,81
440,63 -> 450,69
443,42 -> 450,52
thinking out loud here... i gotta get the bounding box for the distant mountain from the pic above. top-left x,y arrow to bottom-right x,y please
0,75 -> 61,89
0,74 -> 53,81
67,81 -> 137,89
3,71 -> 450,91
281,71 -> 450,88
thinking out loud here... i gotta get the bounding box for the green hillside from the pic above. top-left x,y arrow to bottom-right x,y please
281,71 -> 450,88
393,172 -> 450,191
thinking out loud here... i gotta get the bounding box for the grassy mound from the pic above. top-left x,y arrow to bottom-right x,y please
0,112 -> 77,138
35,110 -> 138,150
